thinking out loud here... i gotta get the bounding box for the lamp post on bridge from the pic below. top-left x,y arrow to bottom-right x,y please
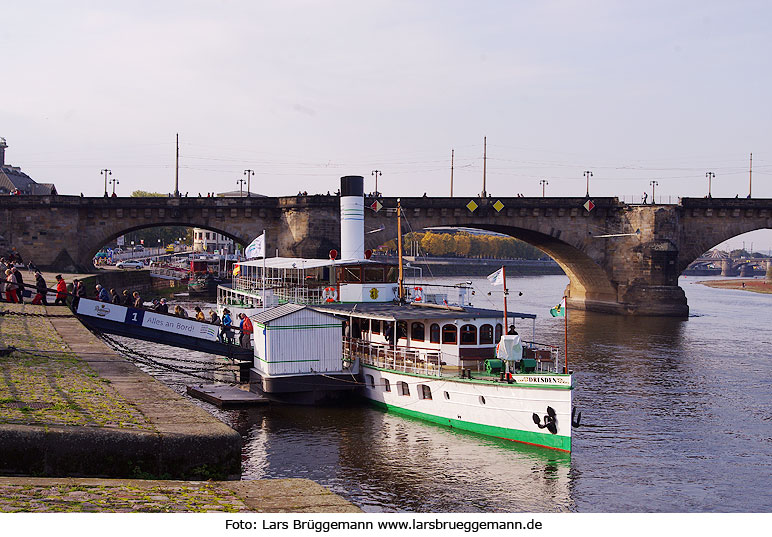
540,179 -> 549,197
371,170 -> 382,196
236,177 -> 247,197
706,171 -> 715,198
109,176 -> 119,196
583,170 -> 593,197
650,180 -> 658,205
174,133 -> 180,198
100,169 -> 112,197
243,169 -> 254,197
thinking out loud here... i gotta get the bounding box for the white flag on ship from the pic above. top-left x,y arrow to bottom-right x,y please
245,232 -> 265,259
487,268 -> 504,286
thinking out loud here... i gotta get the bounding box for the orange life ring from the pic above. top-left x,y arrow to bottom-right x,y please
413,286 -> 423,302
322,286 -> 338,302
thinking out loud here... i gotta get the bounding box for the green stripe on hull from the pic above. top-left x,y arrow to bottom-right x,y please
369,399 -> 571,452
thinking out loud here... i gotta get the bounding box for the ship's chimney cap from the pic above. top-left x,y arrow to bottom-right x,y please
340,175 -> 364,197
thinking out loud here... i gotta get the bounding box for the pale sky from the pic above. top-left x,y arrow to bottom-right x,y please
2,1 -> 770,251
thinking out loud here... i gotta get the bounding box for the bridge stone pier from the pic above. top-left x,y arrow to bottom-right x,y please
721,258 -> 736,277
1,194 -> 770,317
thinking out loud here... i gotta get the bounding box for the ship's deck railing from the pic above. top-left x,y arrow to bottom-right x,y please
521,341 -> 561,373
232,276 -> 326,302
343,337 -> 443,378
273,285 -> 326,305
232,276 -> 282,292
217,285 -> 263,309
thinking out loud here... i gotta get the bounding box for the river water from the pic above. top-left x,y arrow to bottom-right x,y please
117,275 -> 772,512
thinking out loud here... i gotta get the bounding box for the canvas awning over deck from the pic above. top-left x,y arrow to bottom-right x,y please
311,302 -> 536,322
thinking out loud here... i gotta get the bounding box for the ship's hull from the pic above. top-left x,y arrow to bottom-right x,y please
248,367 -> 359,405
189,276 -> 222,296
361,365 -> 573,452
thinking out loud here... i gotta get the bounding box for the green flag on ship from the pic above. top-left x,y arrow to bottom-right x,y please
550,298 -> 566,317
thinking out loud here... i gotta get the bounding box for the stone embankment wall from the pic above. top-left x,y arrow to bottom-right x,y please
0,303 -> 241,479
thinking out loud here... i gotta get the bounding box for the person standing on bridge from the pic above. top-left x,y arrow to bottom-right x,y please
238,313 -> 253,349
54,275 -> 68,306
132,291 -> 142,308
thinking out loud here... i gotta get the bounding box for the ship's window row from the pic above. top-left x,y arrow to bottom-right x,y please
380,383 -> 484,406
336,265 -> 398,284
360,321 -> 504,345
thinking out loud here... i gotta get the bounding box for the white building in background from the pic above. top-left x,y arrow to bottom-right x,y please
193,229 -> 235,254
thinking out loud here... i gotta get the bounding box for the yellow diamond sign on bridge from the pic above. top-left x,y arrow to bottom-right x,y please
466,200 -> 478,212
493,200 -> 504,212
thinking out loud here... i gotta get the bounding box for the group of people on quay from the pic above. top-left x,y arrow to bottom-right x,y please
0,258 -> 254,348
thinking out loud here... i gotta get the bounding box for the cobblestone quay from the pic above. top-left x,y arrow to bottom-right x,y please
0,303 -> 241,479
0,477 -> 359,513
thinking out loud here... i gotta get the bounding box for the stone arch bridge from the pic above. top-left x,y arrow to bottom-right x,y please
689,256 -> 772,277
1,194 -> 770,317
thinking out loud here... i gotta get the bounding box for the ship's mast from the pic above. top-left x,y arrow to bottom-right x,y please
397,198 -> 404,302
502,265 -> 508,331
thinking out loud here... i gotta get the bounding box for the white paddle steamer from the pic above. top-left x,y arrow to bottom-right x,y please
218,176 -> 576,451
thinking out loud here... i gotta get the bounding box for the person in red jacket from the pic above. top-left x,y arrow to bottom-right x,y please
54,275 -> 68,306
238,313 -> 253,349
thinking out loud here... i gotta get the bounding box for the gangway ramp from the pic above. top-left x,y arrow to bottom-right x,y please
75,298 -> 253,361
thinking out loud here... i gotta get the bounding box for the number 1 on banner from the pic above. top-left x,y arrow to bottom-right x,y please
125,309 -> 145,325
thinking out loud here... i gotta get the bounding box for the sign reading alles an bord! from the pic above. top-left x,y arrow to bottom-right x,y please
76,298 -> 218,342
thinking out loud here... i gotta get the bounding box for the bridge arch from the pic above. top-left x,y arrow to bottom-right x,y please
84,221 -> 251,270
678,224 -> 772,274
677,199 -> 772,273
682,228 -> 772,278
89,222 -> 247,261
365,220 -> 619,313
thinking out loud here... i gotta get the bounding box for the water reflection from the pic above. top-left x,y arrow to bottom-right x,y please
241,404 -> 573,512
112,275 -> 771,512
